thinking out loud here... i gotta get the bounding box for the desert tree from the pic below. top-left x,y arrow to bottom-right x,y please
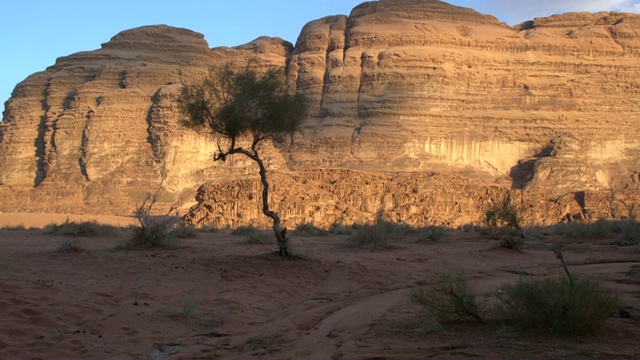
178,64 -> 308,257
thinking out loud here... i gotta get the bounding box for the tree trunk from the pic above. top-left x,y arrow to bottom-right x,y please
254,155 -> 290,257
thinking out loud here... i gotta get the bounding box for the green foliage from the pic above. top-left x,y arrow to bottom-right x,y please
416,225 -> 447,242
499,230 -> 525,250
295,223 -> 328,237
45,220 -> 116,237
552,218 -> 615,239
178,64 -> 308,143
346,219 -> 411,250
410,271 -> 484,326
498,277 -> 621,335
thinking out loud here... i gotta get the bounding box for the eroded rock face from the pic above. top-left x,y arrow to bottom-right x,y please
1,1 -> 639,226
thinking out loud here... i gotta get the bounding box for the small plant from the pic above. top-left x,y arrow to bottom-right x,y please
346,219 -> 411,250
231,225 -> 259,236
46,220 -> 116,237
1,224 -> 26,231
329,223 -> 355,235
182,295 -> 200,323
57,238 -> 84,253
498,276 -> 621,335
295,223 -> 328,237
416,225 -> 447,242
499,230 -> 525,250
172,222 -> 198,239
129,192 -> 184,249
244,230 -> 273,245
552,218 -> 615,239
411,271 -> 484,327
618,218 -> 640,246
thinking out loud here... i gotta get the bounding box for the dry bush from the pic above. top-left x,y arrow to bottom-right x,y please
295,223 -> 328,237
46,219 -> 117,237
498,277 -> 621,335
411,271 -> 484,328
130,193 -> 184,249
346,219 -> 411,250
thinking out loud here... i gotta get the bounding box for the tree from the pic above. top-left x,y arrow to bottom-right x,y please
178,64 -> 308,257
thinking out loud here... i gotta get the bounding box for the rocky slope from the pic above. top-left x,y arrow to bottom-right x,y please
1,0 -> 639,227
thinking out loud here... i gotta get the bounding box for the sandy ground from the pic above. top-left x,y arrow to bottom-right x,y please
0,214 -> 639,359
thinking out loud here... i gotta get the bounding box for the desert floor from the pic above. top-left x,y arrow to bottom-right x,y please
0,214 -> 638,359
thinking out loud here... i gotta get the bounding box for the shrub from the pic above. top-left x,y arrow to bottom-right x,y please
231,225 -> 259,236
1,224 -> 26,231
56,238 -> 84,253
619,220 -> 640,246
244,230 -> 273,245
552,218 -> 615,239
129,193 -> 183,249
498,277 -> 621,335
295,223 -> 328,237
46,220 -> 116,237
329,223 -> 355,235
416,226 -> 447,242
346,219 -> 411,250
410,271 -> 484,326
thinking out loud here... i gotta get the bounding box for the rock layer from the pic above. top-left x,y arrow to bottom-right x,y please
1,1 -> 639,226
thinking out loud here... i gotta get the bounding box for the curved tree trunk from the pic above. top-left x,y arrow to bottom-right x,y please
254,156 -> 290,257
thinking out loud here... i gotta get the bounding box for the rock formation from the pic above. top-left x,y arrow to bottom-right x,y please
1,0 -> 639,227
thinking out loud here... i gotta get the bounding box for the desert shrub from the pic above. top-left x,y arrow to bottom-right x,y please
499,230 -> 525,250
1,224 -> 26,231
346,219 -> 411,250
231,225 -> 259,236
172,222 -> 198,239
416,225 -> 447,242
129,193 -> 183,249
498,277 -> 621,335
552,218 -> 615,239
329,223 -> 355,235
618,220 -> 640,246
244,230 -> 273,245
411,271 -> 484,327
56,238 -> 84,253
295,223 -> 328,237
46,220 -> 116,237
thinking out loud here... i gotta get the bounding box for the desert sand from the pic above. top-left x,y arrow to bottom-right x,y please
0,213 -> 638,359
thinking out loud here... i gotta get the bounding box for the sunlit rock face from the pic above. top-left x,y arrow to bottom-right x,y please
1,0 -> 639,226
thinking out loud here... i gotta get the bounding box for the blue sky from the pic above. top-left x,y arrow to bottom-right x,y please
1,0 -> 639,116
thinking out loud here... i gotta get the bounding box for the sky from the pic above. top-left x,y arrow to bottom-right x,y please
1,0 -> 639,116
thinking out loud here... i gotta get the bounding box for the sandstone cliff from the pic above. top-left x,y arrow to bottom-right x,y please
1,0 -> 639,227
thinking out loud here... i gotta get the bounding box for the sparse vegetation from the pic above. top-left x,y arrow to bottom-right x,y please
618,217 -> 640,246
485,197 -> 526,250
498,276 -> 621,335
346,219 -> 411,250
56,238 -> 84,253
45,220 -> 116,237
410,271 -> 484,328
295,223 -> 328,237
244,230 -> 273,245
416,225 -> 447,242
552,218 -> 615,239
329,223 -> 355,235
231,225 -> 259,236
129,192 -> 184,249
1,224 -> 26,231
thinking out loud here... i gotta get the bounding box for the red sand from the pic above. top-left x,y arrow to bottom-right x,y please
0,214 -> 638,359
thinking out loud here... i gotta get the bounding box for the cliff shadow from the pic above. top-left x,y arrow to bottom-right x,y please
509,159 -> 536,190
